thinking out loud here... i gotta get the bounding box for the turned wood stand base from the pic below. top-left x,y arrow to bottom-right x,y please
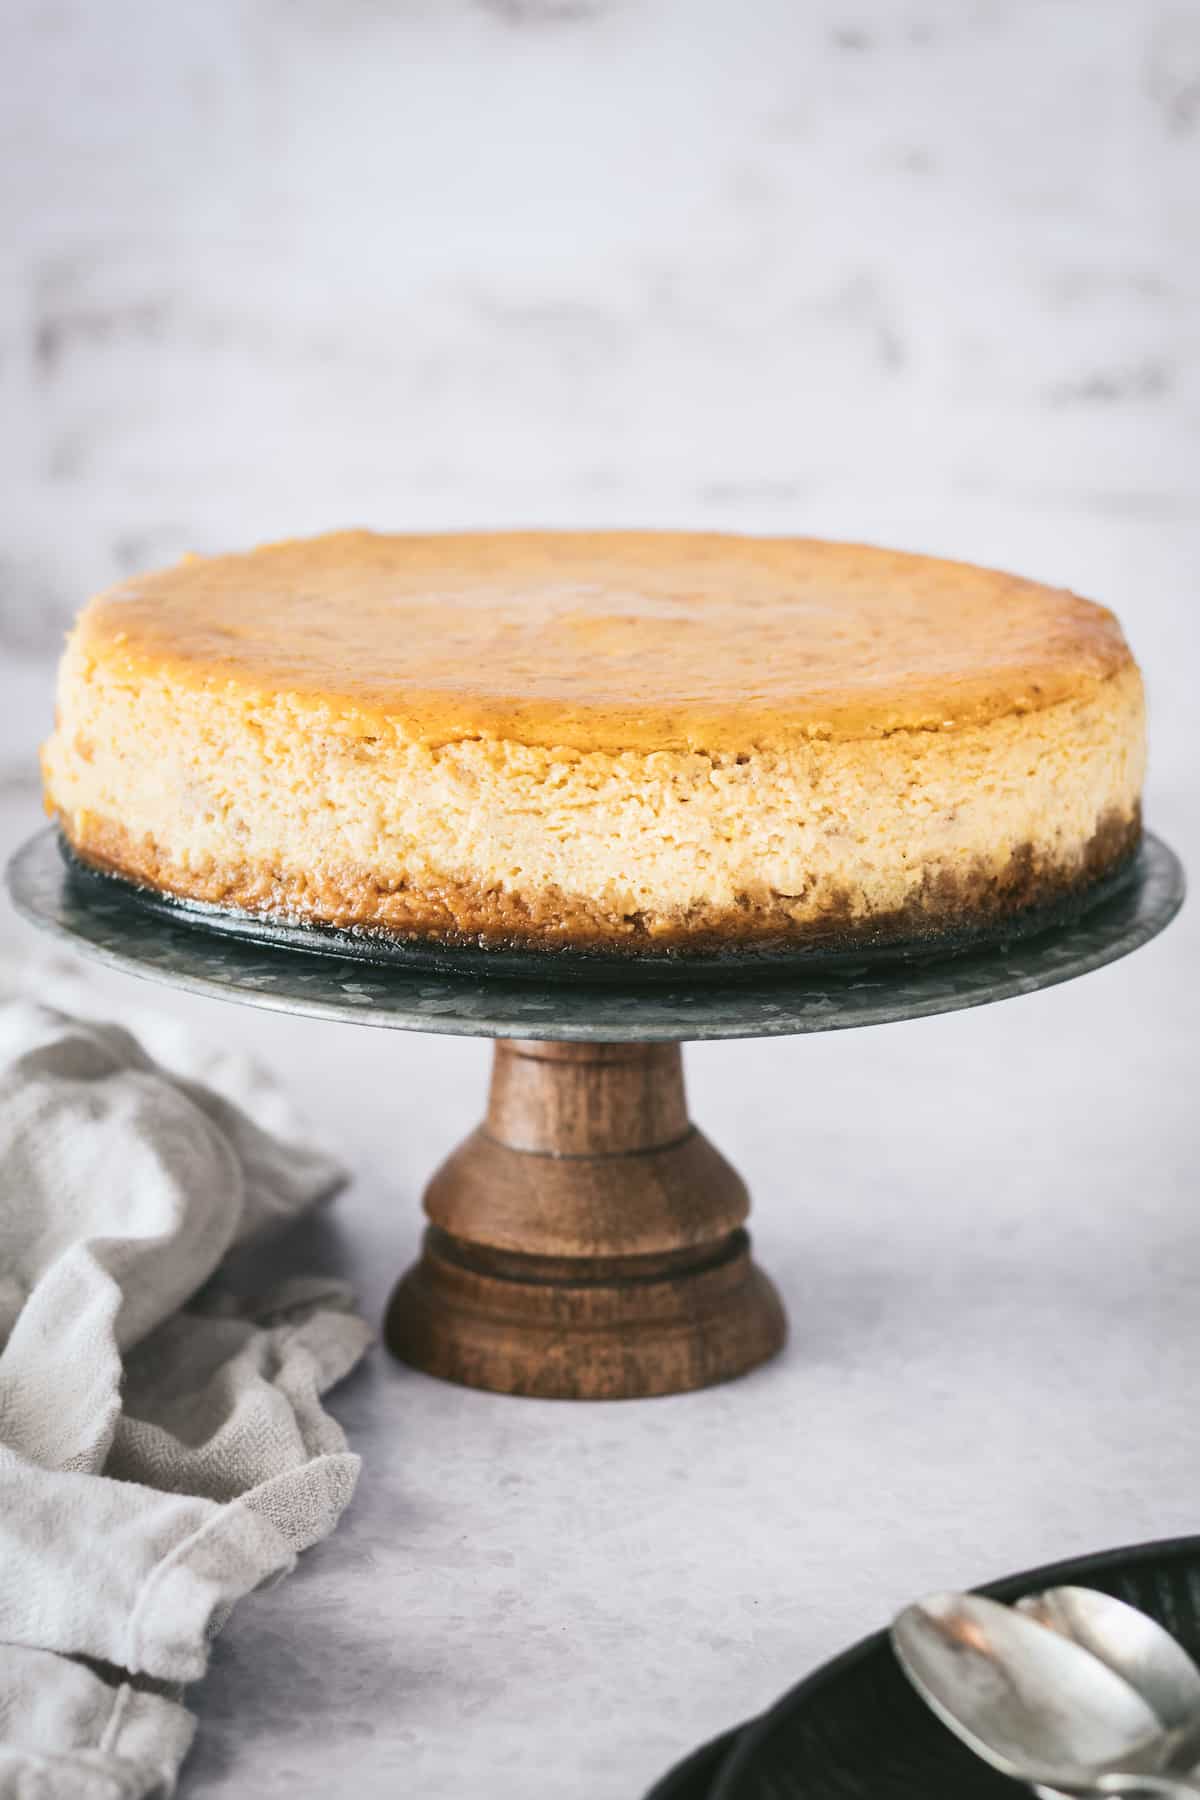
385,1040 -> 787,1399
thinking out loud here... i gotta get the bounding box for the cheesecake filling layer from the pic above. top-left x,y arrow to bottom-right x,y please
43,645 -> 1145,950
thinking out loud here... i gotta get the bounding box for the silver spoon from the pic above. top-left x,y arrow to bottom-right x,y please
1018,1588 -> 1200,1759
892,1591 -> 1200,1797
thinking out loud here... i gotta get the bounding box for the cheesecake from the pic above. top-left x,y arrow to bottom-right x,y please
42,530 -> 1145,954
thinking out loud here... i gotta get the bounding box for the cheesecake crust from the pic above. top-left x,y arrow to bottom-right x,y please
60,802 -> 1142,955
43,531 -> 1146,956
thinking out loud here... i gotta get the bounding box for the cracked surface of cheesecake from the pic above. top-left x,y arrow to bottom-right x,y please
42,530 -> 1145,953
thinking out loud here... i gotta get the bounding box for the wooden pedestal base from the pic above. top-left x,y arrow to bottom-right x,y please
385,1040 -> 786,1399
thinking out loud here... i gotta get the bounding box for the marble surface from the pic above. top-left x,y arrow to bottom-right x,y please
2,1 -> 1199,1794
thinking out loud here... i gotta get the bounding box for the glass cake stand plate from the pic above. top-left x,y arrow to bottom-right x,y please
6,827 -> 1183,1042
5,825 -> 1185,1404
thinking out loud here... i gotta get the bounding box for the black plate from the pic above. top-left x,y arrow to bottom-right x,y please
644,1724 -> 748,1800
645,1535 -> 1200,1799
56,832 -> 1143,988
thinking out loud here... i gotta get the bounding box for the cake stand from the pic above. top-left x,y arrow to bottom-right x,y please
6,826 -> 1185,1401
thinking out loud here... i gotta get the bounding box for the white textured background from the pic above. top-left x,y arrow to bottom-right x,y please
2,3 -> 1198,1797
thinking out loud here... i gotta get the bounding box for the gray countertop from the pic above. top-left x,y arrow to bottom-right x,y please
2,775 -> 1196,1799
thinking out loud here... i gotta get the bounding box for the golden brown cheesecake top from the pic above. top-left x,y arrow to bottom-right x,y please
72,530 -> 1134,753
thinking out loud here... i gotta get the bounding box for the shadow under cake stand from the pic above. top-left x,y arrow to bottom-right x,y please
7,827 -> 1185,1401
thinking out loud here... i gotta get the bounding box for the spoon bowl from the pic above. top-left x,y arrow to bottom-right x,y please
892,1591 -> 1195,1795
1018,1587 -> 1200,1744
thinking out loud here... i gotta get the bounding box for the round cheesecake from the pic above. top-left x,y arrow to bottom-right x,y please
42,530 -> 1145,954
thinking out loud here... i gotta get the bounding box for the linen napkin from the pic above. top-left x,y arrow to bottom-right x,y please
0,951 -> 372,1798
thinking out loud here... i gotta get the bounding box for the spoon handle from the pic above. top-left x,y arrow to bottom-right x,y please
1033,1780 -> 1200,1798
1090,1778 -> 1200,1797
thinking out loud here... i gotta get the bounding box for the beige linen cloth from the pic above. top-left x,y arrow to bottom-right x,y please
0,953 -> 372,1798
